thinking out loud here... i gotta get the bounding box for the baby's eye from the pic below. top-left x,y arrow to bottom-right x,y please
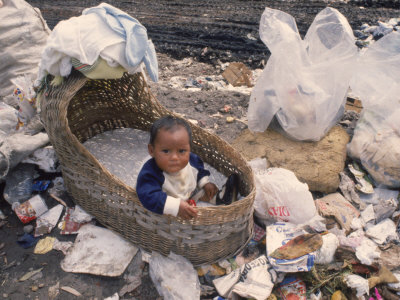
179,149 -> 187,153
162,149 -> 169,153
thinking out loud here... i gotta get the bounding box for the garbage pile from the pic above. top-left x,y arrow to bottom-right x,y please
1,1 -> 400,300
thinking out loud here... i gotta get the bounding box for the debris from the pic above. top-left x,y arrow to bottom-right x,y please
47,177 -> 65,197
119,251 -> 144,297
345,274 -> 369,297
348,163 -> 374,194
34,204 -> 64,237
21,146 -> 59,173
31,285 -> 39,292
235,241 -> 261,267
269,233 -> 323,260
13,194 -> 48,224
60,286 -> 82,297
61,224 -> 138,276
34,236 -> 56,254
17,233 -> 39,249
3,163 -> 37,205
339,172 -> 366,210
365,218 -> 398,245
267,223 -> 317,272
49,193 -> 67,207
276,276 -> 307,300
226,116 -> 234,123
149,252 -> 200,300
355,238 -> 380,265
387,272 -> 400,291
222,62 -> 252,87
315,193 -> 359,234
53,239 -> 73,255
248,7 -> 357,141
315,233 -> 339,264
359,187 -> 399,205
249,163 -> 318,225
219,105 -> 232,113
345,96 -> 363,113
373,199 -> 397,224
361,204 -> 375,224
19,267 -> 43,281
59,206 -> 93,235
213,255 -> 276,300
368,266 -> 398,289
48,282 -> 60,299
31,180 -> 51,192
331,290 -> 348,300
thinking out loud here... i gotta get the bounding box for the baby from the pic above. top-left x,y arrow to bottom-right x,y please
136,116 -> 218,220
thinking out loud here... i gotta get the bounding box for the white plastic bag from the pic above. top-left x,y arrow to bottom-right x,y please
348,31 -> 400,188
249,161 -> 317,225
248,7 -> 357,141
213,255 -> 277,300
0,102 -> 18,138
0,0 -> 49,107
149,252 -> 200,300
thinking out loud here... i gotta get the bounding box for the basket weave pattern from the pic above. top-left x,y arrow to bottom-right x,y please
40,71 -> 255,266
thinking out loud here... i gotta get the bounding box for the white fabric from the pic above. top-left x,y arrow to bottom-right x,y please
162,164 -> 200,216
37,14 -> 123,80
36,4 -> 157,84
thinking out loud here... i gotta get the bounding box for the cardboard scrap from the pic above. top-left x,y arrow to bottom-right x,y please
269,233 -> 323,260
222,62 -> 253,87
316,193 -> 360,233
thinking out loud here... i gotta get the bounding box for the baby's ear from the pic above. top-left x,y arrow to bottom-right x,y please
148,144 -> 154,157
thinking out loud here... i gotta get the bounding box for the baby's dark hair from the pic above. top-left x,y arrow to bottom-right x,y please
149,115 -> 192,145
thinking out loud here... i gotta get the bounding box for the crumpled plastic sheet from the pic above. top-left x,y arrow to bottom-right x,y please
355,238 -> 381,265
345,274 -> 370,297
366,218 -> 399,245
149,252 -> 200,300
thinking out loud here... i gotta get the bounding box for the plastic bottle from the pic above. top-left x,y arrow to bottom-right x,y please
3,163 -> 37,205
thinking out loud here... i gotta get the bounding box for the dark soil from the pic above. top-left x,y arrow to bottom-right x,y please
27,0 -> 400,68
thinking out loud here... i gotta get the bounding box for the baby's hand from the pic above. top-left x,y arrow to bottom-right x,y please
203,182 -> 218,202
178,200 -> 198,220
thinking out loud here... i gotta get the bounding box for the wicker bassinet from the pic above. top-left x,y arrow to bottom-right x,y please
39,70 -> 255,266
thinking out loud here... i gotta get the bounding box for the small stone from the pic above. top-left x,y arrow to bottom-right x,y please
353,30 -> 369,40
38,283 -> 44,288
3,294 -> 8,298
195,104 -> 204,112
226,116 -> 235,123
23,225 -> 34,234
31,285 -> 39,292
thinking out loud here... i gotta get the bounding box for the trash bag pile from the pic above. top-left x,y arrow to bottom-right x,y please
1,1 -> 400,299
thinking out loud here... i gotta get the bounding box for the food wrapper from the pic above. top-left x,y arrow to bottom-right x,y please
13,194 -> 48,224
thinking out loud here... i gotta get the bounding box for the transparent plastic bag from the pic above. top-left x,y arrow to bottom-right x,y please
3,163 -> 37,205
149,252 -> 200,300
248,7 -> 357,141
348,32 -> 400,187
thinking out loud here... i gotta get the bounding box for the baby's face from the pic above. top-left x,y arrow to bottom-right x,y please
148,126 -> 190,174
